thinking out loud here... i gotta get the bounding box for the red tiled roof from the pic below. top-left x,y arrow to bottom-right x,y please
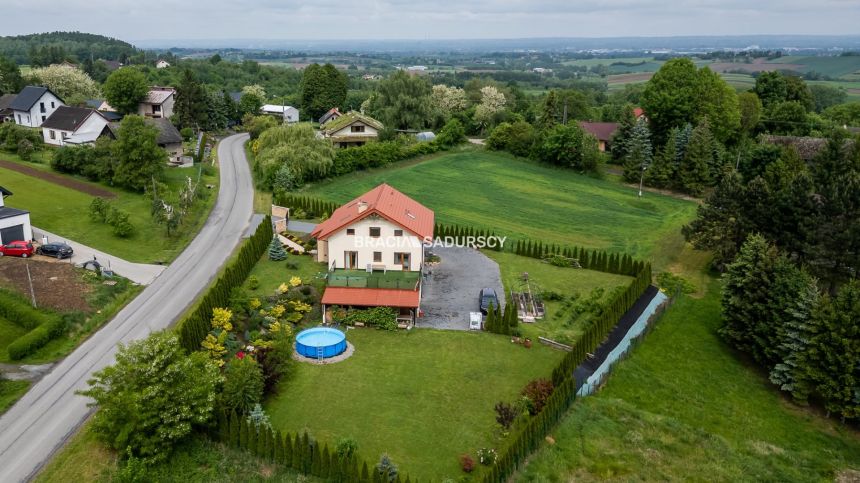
311,183 -> 434,240
321,287 -> 420,308
633,107 -> 645,118
578,121 -> 619,142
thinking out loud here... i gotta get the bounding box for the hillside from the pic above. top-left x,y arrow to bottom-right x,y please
0,31 -> 138,64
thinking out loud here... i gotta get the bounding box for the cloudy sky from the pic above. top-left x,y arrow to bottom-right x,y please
2,0 -> 859,42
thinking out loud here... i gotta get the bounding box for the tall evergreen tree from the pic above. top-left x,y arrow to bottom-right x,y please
175,68 -> 207,129
622,118 -> 653,183
677,120 -> 714,195
537,90 -> 559,130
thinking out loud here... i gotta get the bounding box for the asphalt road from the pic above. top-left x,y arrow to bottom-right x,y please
0,133 -> 254,482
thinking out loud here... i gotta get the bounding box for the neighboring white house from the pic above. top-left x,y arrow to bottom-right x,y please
156,60 -> 171,69
320,111 -> 383,148
318,107 -> 342,126
99,86 -> 176,119
260,104 -> 299,123
10,86 -> 64,128
41,106 -> 110,146
0,186 -> 33,244
312,184 -> 434,324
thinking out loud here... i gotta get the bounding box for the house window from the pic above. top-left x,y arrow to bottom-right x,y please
373,252 -> 382,263
351,125 -> 365,133
153,105 -> 161,113
62,132 -> 68,139
40,102 -> 46,113
49,130 -> 55,140
17,114 -> 21,124
394,229 -> 403,237
346,228 -> 355,235
369,227 -> 381,238
51,102 -> 55,108
41,116 -> 46,122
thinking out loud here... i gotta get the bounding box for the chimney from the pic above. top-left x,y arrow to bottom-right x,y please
357,201 -> 368,213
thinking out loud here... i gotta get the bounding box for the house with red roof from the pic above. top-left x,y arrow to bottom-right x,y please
578,121 -> 619,152
311,184 -> 434,325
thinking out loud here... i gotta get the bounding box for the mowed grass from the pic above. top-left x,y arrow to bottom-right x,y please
302,150 -> 697,262
516,277 -> 860,481
266,328 -> 564,481
485,251 -> 631,343
0,162 -> 218,263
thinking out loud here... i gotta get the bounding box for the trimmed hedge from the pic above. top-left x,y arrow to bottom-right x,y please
7,315 -> 66,360
215,411 -> 394,483
176,215 -> 272,352
0,290 -> 52,330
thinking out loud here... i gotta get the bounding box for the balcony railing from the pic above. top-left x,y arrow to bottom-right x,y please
327,269 -> 420,290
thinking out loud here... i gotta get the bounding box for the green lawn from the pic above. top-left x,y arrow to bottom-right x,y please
0,158 -> 218,264
485,251 -> 632,343
302,150 -> 697,263
0,378 -> 30,415
266,328 -> 564,481
516,277 -> 860,481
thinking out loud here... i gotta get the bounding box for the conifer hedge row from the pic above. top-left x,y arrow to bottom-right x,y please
176,215 -> 272,352
274,194 -> 340,219
486,261 -> 652,481
216,411 -> 411,483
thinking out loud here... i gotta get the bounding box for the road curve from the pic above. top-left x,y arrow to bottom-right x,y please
0,133 -> 254,482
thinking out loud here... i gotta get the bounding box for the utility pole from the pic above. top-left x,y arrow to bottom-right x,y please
25,262 -> 36,307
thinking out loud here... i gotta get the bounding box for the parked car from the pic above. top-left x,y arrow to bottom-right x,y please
479,287 -> 499,315
37,242 -> 74,259
0,241 -> 35,258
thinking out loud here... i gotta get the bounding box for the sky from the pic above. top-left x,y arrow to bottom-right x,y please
2,0 -> 859,42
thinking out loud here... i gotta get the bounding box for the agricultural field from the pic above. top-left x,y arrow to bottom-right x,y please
302,149 -> 698,265
0,155 -> 218,264
515,277 -> 860,481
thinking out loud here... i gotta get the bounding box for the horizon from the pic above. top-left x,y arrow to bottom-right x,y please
3,1 -> 859,43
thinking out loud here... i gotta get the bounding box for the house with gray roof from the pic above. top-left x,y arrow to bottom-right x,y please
0,94 -> 16,123
104,118 -> 185,163
41,106 -> 111,146
10,86 -> 65,128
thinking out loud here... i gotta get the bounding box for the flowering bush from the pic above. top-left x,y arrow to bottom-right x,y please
289,276 -> 302,287
269,304 -> 286,318
477,448 -> 498,466
249,298 -> 261,310
201,333 -> 228,366
278,283 -> 289,294
211,308 -> 233,331
289,300 -> 313,314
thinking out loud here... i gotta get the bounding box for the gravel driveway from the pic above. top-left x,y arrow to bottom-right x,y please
418,246 -> 504,330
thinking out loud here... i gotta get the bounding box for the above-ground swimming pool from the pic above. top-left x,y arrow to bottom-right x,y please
295,327 -> 347,358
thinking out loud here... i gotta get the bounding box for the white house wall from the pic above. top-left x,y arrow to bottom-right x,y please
42,113 -> 108,147
0,213 -> 33,243
14,91 -> 63,128
331,122 -> 379,139
324,216 -> 423,272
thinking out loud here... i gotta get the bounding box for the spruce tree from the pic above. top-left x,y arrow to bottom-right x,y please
612,105 -> 636,164
678,120 -> 715,195
268,235 -> 288,261
646,127 -> 678,189
622,118 -> 653,183
484,302 -> 496,333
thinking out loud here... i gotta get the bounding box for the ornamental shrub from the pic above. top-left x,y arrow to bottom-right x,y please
220,356 -> 265,414
521,378 -> 554,415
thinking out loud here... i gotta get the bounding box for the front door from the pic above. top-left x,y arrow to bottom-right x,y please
345,251 -> 358,269
395,252 -> 410,271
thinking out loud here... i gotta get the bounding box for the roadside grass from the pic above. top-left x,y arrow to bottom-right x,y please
0,158 -> 218,264
301,150 -> 697,263
266,328 -> 564,481
515,277 -> 860,481
36,428 -> 318,483
0,379 -> 30,415
484,250 -> 631,343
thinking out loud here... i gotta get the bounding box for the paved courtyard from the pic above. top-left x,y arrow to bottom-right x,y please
418,246 -> 504,330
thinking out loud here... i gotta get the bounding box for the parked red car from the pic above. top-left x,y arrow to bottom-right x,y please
0,241 -> 35,258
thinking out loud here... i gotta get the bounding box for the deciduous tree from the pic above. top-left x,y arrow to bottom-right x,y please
103,67 -> 148,115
